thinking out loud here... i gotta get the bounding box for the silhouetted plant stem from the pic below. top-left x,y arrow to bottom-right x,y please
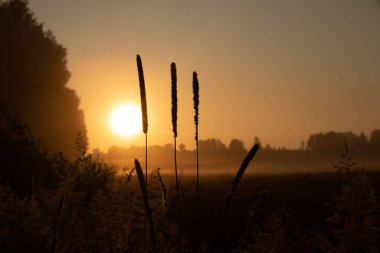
135,159 -> 157,253
156,168 -> 169,213
136,54 -> 148,182
51,195 -> 64,253
171,62 -> 180,211
155,223 -> 187,253
145,134 -> 148,183
192,72 -> 200,208
136,54 -> 149,252
178,179 -> 187,209
224,144 -> 260,211
174,137 -> 180,211
196,140 -> 199,208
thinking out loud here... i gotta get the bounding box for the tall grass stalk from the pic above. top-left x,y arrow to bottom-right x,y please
136,54 -> 148,183
178,179 -> 187,209
51,195 -> 64,253
224,144 -> 260,211
171,62 -> 180,211
192,72 -> 200,207
136,54 -> 149,253
135,159 -> 157,253
156,168 -> 169,213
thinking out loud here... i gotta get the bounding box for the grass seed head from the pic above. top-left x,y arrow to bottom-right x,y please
136,54 -> 148,134
192,71 -> 199,141
171,62 -> 178,138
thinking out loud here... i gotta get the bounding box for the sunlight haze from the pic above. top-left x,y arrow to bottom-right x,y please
110,103 -> 142,137
28,0 -> 380,151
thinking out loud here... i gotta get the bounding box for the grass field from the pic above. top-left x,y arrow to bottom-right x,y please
164,171 -> 380,252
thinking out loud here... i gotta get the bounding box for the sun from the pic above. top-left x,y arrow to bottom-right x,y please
110,104 -> 142,137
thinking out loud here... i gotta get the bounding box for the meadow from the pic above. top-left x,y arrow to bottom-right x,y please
2,1 -> 380,252
177,171 -> 380,252
1,108 -> 379,252
1,52 -> 379,252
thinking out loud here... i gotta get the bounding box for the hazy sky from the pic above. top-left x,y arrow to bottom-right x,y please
28,0 -> 380,151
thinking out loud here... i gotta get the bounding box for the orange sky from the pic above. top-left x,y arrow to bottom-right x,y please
28,0 -> 380,151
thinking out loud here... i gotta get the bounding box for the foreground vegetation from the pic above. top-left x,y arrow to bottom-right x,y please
1,1 -> 379,252
1,110 -> 379,252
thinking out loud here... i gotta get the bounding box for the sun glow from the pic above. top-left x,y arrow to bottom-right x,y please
110,104 -> 142,137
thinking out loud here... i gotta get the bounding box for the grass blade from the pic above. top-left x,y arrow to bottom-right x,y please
51,195 -> 64,253
224,144 -> 260,211
135,159 -> 157,253
156,168 -> 169,213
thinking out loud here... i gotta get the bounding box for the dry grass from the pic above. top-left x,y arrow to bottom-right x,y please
171,62 -> 180,211
134,159 -> 157,253
224,144 -> 260,211
193,71 -> 200,207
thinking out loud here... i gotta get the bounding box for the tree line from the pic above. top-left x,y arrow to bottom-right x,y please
102,130 -> 380,158
96,130 -> 380,173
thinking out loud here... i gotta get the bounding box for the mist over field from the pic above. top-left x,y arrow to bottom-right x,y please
1,0 -> 380,252
101,133 -> 380,175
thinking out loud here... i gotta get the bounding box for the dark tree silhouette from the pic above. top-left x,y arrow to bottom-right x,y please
229,139 -> 247,155
0,108 -> 59,196
0,0 -> 87,158
198,138 -> 228,156
370,129 -> 380,151
306,131 -> 370,154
